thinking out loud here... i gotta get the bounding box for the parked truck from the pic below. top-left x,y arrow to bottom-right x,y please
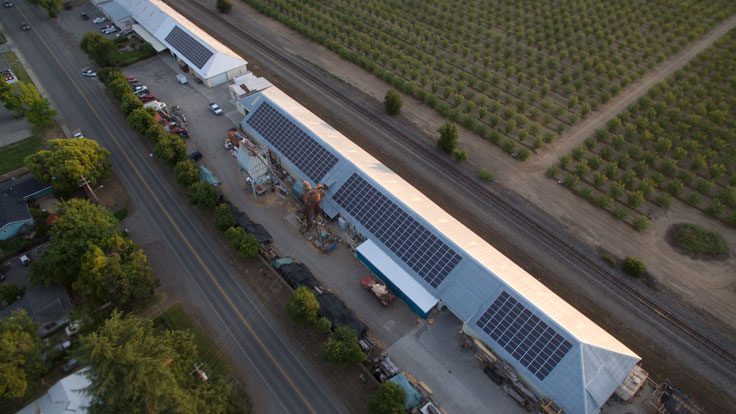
361,276 -> 396,307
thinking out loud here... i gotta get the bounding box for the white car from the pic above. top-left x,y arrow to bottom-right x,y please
92,17 -> 107,24
72,129 -> 83,138
82,69 -> 97,77
101,26 -> 117,35
20,254 -> 30,266
208,103 -> 223,115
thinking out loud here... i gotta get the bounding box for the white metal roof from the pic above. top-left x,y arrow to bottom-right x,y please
115,0 -> 247,79
238,86 -> 640,414
17,370 -> 91,414
99,1 -> 131,21
357,239 -> 438,314
131,23 -> 166,52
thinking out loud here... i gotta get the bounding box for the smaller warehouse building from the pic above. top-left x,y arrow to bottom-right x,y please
96,0 -> 133,30
114,0 -> 249,87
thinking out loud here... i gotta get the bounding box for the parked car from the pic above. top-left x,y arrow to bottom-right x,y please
38,318 -> 70,338
188,151 -> 202,161
176,74 -> 188,84
126,76 -> 138,83
3,2 -> 14,8
92,17 -> 107,24
53,340 -> 71,353
62,358 -> 79,373
65,320 -> 81,336
101,26 -> 117,35
208,103 -> 223,115
20,254 -> 30,266
138,95 -> 157,103
71,129 -> 83,138
20,23 -> 30,31
82,69 -> 97,77
81,12 -> 89,20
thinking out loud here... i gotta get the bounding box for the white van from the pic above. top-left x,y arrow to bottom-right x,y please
176,74 -> 188,85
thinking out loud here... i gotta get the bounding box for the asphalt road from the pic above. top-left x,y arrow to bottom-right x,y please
0,4 -> 348,414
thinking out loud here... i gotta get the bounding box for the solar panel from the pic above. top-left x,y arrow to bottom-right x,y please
334,173 -> 461,287
247,102 -> 338,182
476,291 -> 572,380
165,26 -> 213,69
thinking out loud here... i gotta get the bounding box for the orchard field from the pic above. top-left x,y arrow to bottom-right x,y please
244,0 -> 736,158
548,29 -> 736,230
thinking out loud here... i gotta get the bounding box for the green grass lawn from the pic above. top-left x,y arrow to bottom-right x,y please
3,51 -> 32,84
0,136 -> 42,175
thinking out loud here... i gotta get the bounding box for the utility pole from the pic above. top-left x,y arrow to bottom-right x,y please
80,175 -> 102,204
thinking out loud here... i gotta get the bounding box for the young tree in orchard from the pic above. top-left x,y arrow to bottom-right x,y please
24,138 -> 111,193
437,122 -> 458,153
75,234 -> 160,310
368,382 -> 406,414
0,310 -> 46,399
286,286 -> 319,324
323,326 -> 365,366
384,89 -> 402,116
29,199 -> 119,286
77,311 -> 236,413
216,0 -> 232,13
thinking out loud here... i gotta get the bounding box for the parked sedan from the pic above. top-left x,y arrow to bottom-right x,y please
82,69 -> 97,77
101,26 -> 117,35
208,103 -> 223,115
81,12 -> 89,20
20,23 -> 30,31
3,2 -> 14,8
92,17 -> 107,24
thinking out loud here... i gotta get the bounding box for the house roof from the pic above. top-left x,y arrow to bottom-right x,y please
238,87 -> 641,414
17,370 -> 91,414
99,1 -> 131,21
0,175 -> 49,227
116,0 -> 247,79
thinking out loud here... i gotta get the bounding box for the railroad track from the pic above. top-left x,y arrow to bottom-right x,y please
179,0 -> 736,368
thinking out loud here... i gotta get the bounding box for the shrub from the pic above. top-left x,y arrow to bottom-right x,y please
632,216 -> 650,232
545,166 -> 558,179
452,148 -> 467,161
214,204 -> 236,231
323,326 -> 365,366
224,226 -> 259,258
384,89 -> 402,116
621,257 -> 646,278
316,317 -> 332,334
0,284 -> 25,306
174,160 -> 200,188
368,382 -> 406,414
187,182 -> 219,209
437,123 -> 458,153
669,223 -> 728,257
286,287 -> 319,325
216,0 -> 232,13
478,169 -> 494,182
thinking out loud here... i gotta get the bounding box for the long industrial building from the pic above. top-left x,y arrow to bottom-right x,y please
237,87 -> 640,414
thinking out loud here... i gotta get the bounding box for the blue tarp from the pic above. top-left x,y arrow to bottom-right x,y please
200,165 -> 221,186
388,373 -> 422,409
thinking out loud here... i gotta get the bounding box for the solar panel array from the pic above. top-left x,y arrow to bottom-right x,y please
334,173 -> 461,287
165,26 -> 213,69
476,291 -> 572,380
246,102 -> 338,182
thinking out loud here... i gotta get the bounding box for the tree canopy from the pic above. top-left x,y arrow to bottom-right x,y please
187,182 -> 220,209
322,326 -> 365,366
18,81 -> 57,127
286,286 -> 319,325
175,160 -> 201,188
80,32 -> 117,67
154,133 -> 187,165
25,138 -> 111,193
0,310 -> 45,399
214,204 -> 236,230
437,123 -> 459,153
368,382 -> 406,414
224,226 -> 259,258
75,234 -> 160,310
29,199 -> 119,286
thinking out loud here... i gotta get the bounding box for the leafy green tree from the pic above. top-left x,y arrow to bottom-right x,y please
80,32 -> 117,67
25,138 -> 111,193
120,92 -> 143,116
29,199 -> 119,286
286,286 -> 319,325
127,107 -> 155,134
224,226 -> 259,258
0,80 -> 22,114
368,382 -> 406,414
437,122 -> 458,153
175,160 -> 200,188
214,204 -> 236,230
384,89 -> 402,116
216,0 -> 232,13
0,310 -> 46,399
155,134 -> 187,165
316,317 -> 332,334
75,234 -> 159,310
323,326 -> 365,366
77,312 -> 197,413
43,0 -> 62,18
0,284 -> 25,305
145,124 -> 166,143
622,257 -> 646,278
18,82 -> 56,127
187,182 -> 220,209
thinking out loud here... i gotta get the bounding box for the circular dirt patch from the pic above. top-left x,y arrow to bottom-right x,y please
666,223 -> 730,261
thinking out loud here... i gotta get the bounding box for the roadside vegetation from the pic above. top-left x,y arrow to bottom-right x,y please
549,29 -> 736,230
668,223 -> 729,259
243,0 -> 735,158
